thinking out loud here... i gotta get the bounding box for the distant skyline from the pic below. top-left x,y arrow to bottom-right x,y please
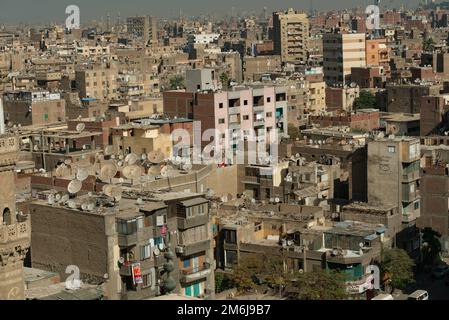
0,0 -> 424,25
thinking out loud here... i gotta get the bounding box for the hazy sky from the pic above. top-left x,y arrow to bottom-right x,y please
0,0 -> 422,24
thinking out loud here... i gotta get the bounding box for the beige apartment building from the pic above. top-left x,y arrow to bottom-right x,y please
273,9 -> 309,65
323,31 -> 366,85
126,16 -> 158,46
75,63 -> 119,102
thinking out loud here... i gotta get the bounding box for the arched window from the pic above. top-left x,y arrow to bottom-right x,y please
2,208 -> 11,226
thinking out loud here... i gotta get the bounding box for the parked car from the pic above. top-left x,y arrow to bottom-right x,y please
372,294 -> 394,300
408,290 -> 429,300
431,266 -> 449,279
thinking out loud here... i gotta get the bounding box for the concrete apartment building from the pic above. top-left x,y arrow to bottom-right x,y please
386,83 -> 442,114
242,56 -> 282,82
419,162 -> 449,254
0,134 -> 31,300
367,137 -> 421,258
111,123 -> 173,157
420,94 -> 449,136
3,90 -> 66,126
164,75 -> 289,151
216,204 -> 389,299
325,85 -> 360,112
126,16 -> 158,46
323,31 -> 366,85
30,190 -> 214,300
75,63 -> 119,102
272,9 -> 310,65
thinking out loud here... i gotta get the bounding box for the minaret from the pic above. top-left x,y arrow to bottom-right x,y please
0,134 -> 30,300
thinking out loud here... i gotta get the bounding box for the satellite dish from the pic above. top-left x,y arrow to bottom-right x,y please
55,193 -> 62,201
67,200 -> 77,209
103,184 -> 123,198
275,197 -> 280,203
81,203 -> 88,211
182,163 -> 193,171
141,154 -> 147,161
99,162 -> 118,180
117,161 -> 124,167
148,150 -> 165,164
137,198 -> 144,205
67,179 -> 82,194
118,154 -> 124,160
153,247 -> 160,256
125,153 -> 138,165
60,194 -> 70,204
104,146 -> 114,156
76,123 -> 86,133
48,194 -> 55,205
158,243 -> 165,251
148,166 -> 162,176
87,202 -> 95,211
76,167 -> 89,181
122,165 -> 142,180
64,159 -> 72,165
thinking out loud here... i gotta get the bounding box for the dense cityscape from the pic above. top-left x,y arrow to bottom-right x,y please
0,0 -> 448,303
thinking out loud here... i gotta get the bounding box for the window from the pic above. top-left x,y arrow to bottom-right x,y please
2,208 -> 11,225
414,201 -> 420,210
266,112 -> 273,118
142,273 -> 152,288
388,146 -> 396,153
224,230 -> 237,244
183,259 -> 190,268
243,115 -> 249,120
218,118 -> 225,124
140,244 -> 152,260
267,97 -> 271,103
186,207 -> 193,218
244,100 -> 248,106
219,103 -> 223,109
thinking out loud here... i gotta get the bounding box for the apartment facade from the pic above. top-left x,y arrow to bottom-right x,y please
272,9 -> 309,65
323,31 -> 366,85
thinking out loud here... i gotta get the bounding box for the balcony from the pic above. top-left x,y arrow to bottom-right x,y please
176,239 -> 211,256
177,214 -> 209,230
253,105 -> 265,112
253,120 -> 265,127
119,258 -> 164,276
180,262 -> 212,283
228,107 -> 240,115
402,171 -> 420,182
118,233 -> 138,247
0,221 -> 30,244
402,190 -> 420,203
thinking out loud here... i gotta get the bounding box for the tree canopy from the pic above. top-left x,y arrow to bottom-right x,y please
353,91 -> 377,110
284,270 -> 349,300
381,248 -> 415,290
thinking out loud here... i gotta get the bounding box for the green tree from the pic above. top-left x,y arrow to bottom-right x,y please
422,227 -> 442,265
423,37 -> 436,52
215,272 -> 234,293
230,255 -> 261,292
168,75 -> 185,90
288,124 -> 300,141
382,248 -> 415,291
284,270 -> 348,300
353,90 -> 377,110
220,73 -> 230,89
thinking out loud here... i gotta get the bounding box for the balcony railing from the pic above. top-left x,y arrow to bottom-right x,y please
0,221 -> 30,244
180,262 -> 212,283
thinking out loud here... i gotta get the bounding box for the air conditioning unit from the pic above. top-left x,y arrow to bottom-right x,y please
175,246 -> 185,254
